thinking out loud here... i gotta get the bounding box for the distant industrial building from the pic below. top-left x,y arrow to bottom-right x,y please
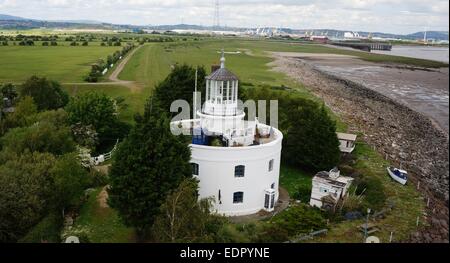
310,36 -> 329,44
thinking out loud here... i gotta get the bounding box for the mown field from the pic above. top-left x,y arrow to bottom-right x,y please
0,45 -> 122,83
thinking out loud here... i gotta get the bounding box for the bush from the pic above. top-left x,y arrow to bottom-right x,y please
20,76 -> 69,111
293,185 -> 311,203
353,176 -> 386,211
253,224 -> 289,243
89,169 -> 109,188
42,41 -> 49,46
18,213 -> 63,243
270,204 -> 327,237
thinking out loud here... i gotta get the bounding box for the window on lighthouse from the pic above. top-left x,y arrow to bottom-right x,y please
269,159 -> 274,172
234,165 -> 245,177
233,192 -> 244,204
191,163 -> 199,176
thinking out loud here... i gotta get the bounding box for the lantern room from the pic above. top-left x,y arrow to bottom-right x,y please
203,51 -> 240,116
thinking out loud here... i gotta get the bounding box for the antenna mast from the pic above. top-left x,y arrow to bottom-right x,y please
213,0 -> 220,30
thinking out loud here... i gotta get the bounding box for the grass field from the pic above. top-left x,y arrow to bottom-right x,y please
0,45 -> 122,83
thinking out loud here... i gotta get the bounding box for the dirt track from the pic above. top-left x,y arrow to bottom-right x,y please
64,44 -> 143,92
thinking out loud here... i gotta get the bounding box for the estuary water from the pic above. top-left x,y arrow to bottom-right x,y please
372,45 -> 449,63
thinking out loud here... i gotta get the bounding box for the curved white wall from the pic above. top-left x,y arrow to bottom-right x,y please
190,124 -> 283,216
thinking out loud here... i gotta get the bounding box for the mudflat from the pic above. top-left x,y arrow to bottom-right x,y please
272,52 -> 449,134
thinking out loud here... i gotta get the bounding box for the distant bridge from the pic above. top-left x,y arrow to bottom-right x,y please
331,41 -> 392,52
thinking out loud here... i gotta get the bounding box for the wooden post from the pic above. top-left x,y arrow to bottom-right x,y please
389,232 -> 393,243
417,181 -> 420,190
427,198 -> 430,208
416,216 -> 420,227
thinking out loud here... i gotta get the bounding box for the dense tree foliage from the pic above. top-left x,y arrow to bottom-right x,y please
20,76 -> 69,111
65,92 -> 129,152
153,64 -> 206,117
108,104 -> 192,236
241,87 -> 340,171
0,152 -> 56,242
0,151 -> 89,242
269,204 -> 326,236
0,99 -> 90,242
151,178 -> 225,242
283,103 -> 340,171
1,109 -> 75,156
1,83 -> 18,102
0,96 -> 38,135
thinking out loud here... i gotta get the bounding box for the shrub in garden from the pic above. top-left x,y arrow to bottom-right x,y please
270,204 -> 327,237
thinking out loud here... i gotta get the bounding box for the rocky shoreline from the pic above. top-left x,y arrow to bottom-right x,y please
270,54 -> 449,243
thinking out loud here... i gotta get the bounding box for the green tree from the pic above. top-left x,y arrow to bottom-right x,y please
153,64 -> 206,117
241,86 -> 340,171
151,178 -> 223,242
65,92 -> 129,152
283,102 -> 341,171
1,83 -> 18,101
0,151 -> 90,242
50,153 -> 91,212
108,106 -> 192,237
0,152 -> 56,242
1,96 -> 38,134
0,109 -> 75,156
20,76 -> 69,111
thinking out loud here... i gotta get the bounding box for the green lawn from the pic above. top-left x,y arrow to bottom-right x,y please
279,165 -> 313,196
0,45 -> 122,83
63,188 -> 136,243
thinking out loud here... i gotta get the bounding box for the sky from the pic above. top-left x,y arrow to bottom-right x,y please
0,0 -> 449,34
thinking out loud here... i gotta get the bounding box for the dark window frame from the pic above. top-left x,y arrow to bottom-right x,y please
234,165 -> 245,178
233,192 -> 244,204
191,163 -> 199,176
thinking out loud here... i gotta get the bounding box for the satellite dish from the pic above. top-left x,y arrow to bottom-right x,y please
366,236 -> 380,243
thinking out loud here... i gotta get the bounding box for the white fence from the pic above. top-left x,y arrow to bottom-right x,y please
80,140 -> 119,167
91,139 -> 119,166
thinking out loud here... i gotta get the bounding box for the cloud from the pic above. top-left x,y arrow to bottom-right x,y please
0,0 -> 448,34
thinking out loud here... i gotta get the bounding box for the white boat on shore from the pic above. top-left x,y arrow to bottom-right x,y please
387,167 -> 408,185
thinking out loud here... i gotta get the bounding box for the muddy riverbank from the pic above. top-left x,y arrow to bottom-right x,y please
270,52 -> 449,242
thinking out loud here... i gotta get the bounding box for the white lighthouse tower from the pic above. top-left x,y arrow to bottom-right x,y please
172,52 -> 283,216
